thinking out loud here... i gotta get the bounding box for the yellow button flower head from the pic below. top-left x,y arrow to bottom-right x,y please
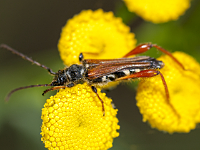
58,9 -> 136,66
136,52 -> 200,133
124,0 -> 191,23
41,83 -> 119,150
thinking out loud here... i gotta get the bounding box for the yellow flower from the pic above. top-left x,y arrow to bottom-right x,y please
58,9 -> 136,66
136,52 -> 200,133
41,83 -> 120,150
124,0 -> 191,23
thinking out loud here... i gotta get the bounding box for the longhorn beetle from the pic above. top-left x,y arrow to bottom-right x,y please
0,43 -> 185,116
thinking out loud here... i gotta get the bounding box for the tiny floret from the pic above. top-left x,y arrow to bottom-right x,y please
136,52 -> 200,133
124,0 -> 191,23
41,83 -> 120,149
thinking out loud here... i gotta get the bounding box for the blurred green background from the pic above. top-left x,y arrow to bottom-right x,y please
0,0 -> 200,150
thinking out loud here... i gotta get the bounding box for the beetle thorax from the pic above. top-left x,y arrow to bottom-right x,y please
51,64 -> 85,86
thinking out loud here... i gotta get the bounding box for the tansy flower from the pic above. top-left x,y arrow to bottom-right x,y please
124,0 -> 191,23
58,9 -> 136,66
41,83 -> 120,150
136,52 -> 200,133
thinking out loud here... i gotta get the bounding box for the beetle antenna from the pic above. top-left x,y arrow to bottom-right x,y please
5,84 -> 52,102
0,44 -> 56,75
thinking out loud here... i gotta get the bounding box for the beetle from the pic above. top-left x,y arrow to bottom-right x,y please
0,43 -> 185,115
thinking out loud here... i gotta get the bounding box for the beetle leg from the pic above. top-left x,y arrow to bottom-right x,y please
116,69 -> 180,118
123,43 -> 185,70
42,86 -> 66,96
91,86 -> 105,116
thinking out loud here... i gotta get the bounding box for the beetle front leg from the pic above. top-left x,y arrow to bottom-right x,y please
42,86 -> 66,96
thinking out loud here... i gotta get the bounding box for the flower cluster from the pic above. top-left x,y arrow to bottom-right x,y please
58,9 -> 136,66
136,52 -> 200,133
124,0 -> 191,23
41,9 -> 137,149
41,6 -> 199,150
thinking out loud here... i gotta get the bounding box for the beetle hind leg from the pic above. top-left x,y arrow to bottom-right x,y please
116,69 -> 180,118
123,43 -> 185,70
